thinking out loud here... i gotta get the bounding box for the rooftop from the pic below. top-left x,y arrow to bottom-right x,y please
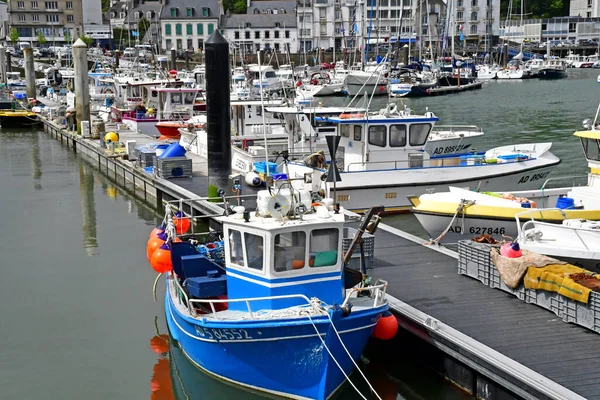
220,13 -> 297,29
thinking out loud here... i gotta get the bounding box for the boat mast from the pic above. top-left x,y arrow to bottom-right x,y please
426,0 -> 433,61
418,0 -> 423,61
450,0 -> 455,58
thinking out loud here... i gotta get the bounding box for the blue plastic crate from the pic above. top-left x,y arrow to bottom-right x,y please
272,172 -> 287,181
254,161 -> 277,174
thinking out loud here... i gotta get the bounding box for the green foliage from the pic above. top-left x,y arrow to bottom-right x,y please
138,17 -> 150,40
101,0 -> 110,12
112,28 -> 134,48
500,0 -> 568,19
222,0 -> 247,13
37,30 -> 47,45
9,27 -> 19,43
79,34 -> 94,47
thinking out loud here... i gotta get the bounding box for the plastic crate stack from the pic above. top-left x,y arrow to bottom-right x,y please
342,227 -> 375,270
457,240 -> 600,334
136,148 -> 156,168
153,156 -> 193,179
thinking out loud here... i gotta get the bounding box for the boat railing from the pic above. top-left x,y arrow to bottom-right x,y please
538,175 -> 588,207
170,272 -> 388,320
346,156 -> 479,172
431,125 -> 483,134
515,208 -> 591,251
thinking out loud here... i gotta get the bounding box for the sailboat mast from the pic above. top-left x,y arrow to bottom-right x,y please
418,0 -> 423,61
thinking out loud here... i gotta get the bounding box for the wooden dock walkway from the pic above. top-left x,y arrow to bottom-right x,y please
369,225 -> 596,400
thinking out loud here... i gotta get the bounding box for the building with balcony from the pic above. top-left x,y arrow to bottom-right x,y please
501,16 -> 600,44
296,0 -> 364,56
221,1 -> 298,54
451,0 -> 500,47
571,0 -> 600,18
7,0 -> 86,44
160,0 -> 220,52
107,0 -> 161,44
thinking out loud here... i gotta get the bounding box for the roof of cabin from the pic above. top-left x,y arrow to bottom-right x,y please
574,130 -> 600,140
160,0 -> 220,19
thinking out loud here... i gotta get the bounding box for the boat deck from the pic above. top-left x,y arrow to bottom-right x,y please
368,225 -> 598,399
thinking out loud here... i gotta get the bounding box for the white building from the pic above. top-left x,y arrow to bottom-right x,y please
221,13 -> 298,54
160,0 -> 220,52
501,17 -> 600,44
571,0 -> 600,18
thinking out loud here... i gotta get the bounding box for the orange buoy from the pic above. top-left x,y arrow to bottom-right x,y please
173,211 -> 191,234
372,311 -> 398,340
149,226 -> 164,240
150,334 -> 170,354
150,242 -> 173,273
147,231 -> 167,261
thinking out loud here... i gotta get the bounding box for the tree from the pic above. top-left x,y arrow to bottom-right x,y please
79,34 -> 94,47
64,30 -> 72,43
138,17 -> 150,41
37,30 -> 47,45
9,27 -> 19,44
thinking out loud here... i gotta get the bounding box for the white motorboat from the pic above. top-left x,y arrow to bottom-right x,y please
517,209 -> 600,270
425,125 -> 485,156
496,60 -> 525,80
343,68 -> 389,96
409,119 -> 600,243
476,64 -> 499,80
285,106 -> 560,213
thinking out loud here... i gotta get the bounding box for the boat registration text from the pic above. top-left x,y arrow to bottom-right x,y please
195,327 -> 253,341
448,226 -> 506,235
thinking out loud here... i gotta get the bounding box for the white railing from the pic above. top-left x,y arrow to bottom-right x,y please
515,208 -> 592,251
170,273 -> 388,320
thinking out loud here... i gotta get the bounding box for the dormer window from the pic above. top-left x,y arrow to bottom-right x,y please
245,22 -> 251,28
134,11 -> 140,19
146,10 -> 153,19
170,7 -> 177,17
253,8 -> 259,14
267,8 -> 272,13
186,7 -> 193,16
275,22 -> 281,28
202,7 -> 209,16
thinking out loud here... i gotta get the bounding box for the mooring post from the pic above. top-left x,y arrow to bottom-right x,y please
24,46 -> 36,100
170,47 -> 177,71
73,39 -> 90,135
0,46 -> 6,85
205,30 -> 231,200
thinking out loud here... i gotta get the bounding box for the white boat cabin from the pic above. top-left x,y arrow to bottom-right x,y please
319,107 -> 440,172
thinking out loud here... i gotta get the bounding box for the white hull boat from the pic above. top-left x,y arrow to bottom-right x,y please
517,209 -> 600,270
343,70 -> 388,96
285,108 -> 560,213
496,68 -> 524,79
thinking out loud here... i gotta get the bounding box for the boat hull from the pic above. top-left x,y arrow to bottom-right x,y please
165,292 -> 386,400
538,69 -> 567,79
329,161 -> 559,214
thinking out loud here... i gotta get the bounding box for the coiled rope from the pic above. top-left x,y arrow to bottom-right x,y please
427,199 -> 475,244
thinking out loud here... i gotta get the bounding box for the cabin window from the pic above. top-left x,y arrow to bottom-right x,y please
274,231 -> 306,272
353,125 -> 362,141
409,123 -> 431,146
389,124 -> 407,147
244,232 -> 264,271
582,138 -> 600,161
229,229 -> 245,266
309,228 -> 339,267
368,125 -> 386,147
340,124 -> 350,137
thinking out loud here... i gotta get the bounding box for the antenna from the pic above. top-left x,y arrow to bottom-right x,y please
325,135 -> 342,213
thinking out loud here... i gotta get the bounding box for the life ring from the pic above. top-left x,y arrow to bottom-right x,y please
386,103 -> 398,114
339,113 -> 364,119
101,87 -> 113,94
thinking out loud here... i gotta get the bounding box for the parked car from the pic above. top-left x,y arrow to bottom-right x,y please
6,46 -> 17,56
32,48 -> 42,57
176,49 -> 194,59
122,47 -> 136,58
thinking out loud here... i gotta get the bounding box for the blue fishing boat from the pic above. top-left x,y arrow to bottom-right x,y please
151,194 -> 392,399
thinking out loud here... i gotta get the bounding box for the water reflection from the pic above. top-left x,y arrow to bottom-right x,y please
30,132 -> 42,189
79,162 -> 98,256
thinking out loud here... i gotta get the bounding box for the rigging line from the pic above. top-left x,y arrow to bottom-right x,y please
324,311 -> 383,400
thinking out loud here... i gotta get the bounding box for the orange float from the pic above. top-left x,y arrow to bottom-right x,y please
147,232 -> 167,261
372,311 -> 398,340
150,242 -> 173,273
173,211 -> 191,234
149,226 -> 164,240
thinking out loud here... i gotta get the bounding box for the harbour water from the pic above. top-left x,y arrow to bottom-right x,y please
0,70 -> 597,399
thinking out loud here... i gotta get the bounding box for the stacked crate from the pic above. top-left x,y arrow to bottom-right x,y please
153,156 -> 193,179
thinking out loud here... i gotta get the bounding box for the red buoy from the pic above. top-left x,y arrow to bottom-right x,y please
147,232 -> 167,261
372,311 -> 398,340
173,211 -> 191,234
151,242 -> 173,273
